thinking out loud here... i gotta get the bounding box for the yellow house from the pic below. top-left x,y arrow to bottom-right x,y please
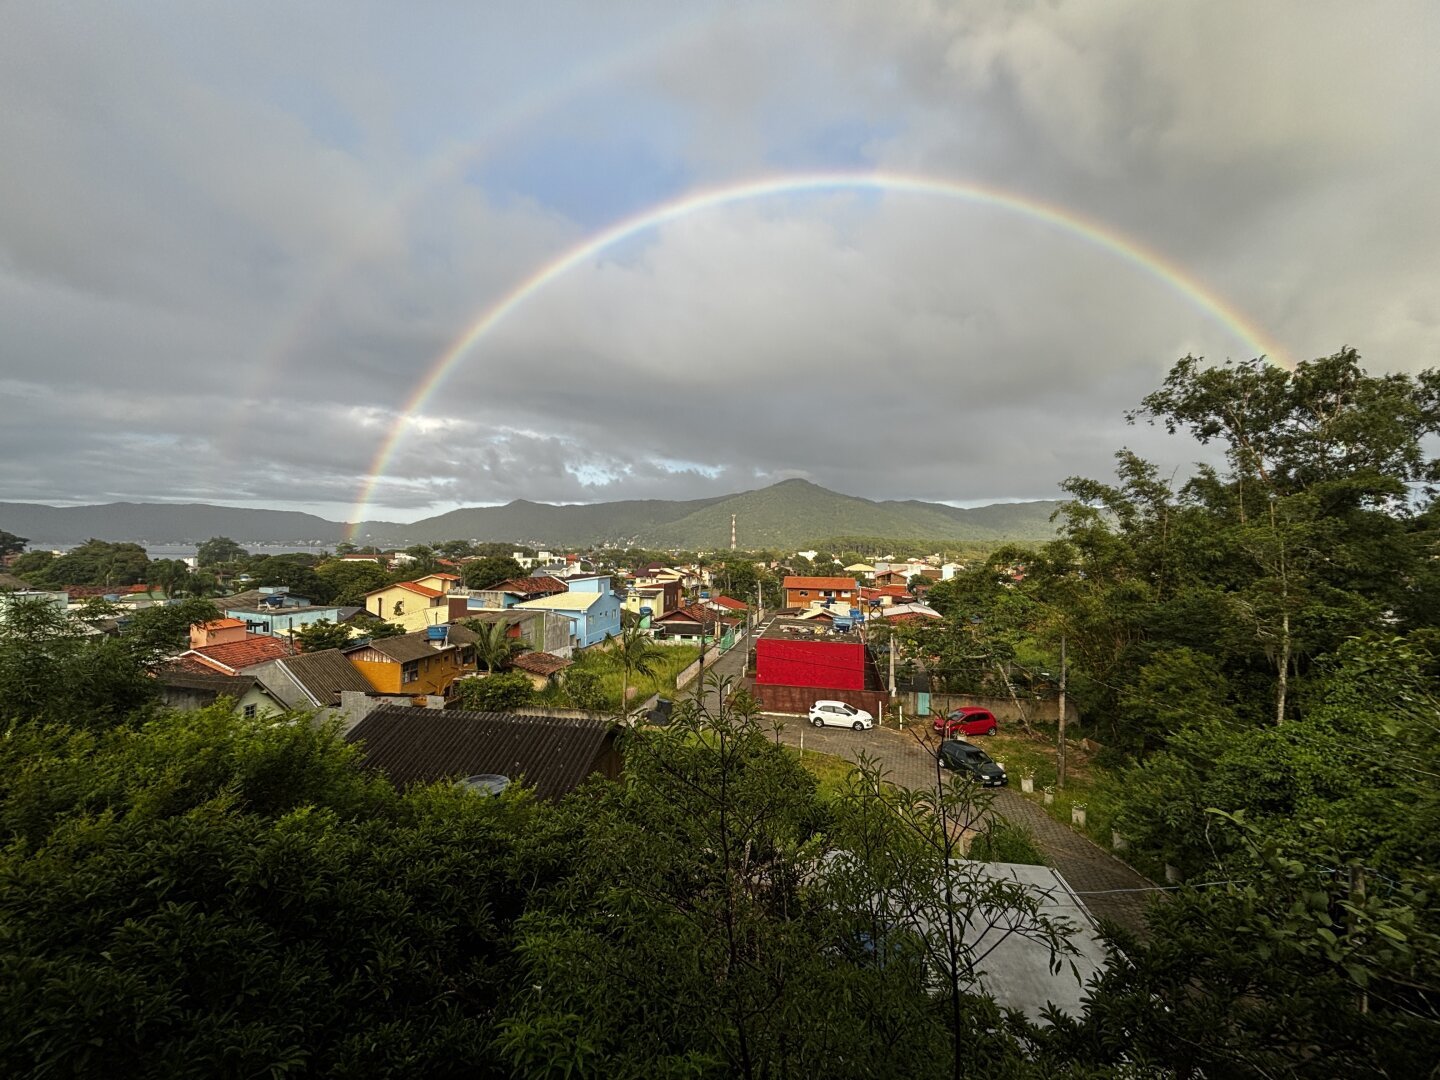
344,629 -> 468,699
361,579 -> 454,633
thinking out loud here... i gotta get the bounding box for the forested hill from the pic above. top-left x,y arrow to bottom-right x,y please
1,481 -> 1061,548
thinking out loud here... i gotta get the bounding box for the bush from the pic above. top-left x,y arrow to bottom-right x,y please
968,820 -> 1045,865
563,668 -> 608,711
455,672 -> 535,711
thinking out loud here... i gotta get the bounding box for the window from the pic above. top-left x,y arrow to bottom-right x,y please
401,662 -> 419,684
243,704 -> 257,719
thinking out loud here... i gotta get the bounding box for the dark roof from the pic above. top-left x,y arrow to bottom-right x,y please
488,576 -> 567,597
154,664 -> 265,705
346,705 -> 618,799
278,649 -> 373,705
511,651 -> 572,677
351,630 -> 450,663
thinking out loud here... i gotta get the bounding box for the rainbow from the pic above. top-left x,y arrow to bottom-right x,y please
346,170 -> 1290,536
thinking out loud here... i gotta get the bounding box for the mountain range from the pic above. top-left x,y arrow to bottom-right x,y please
0,480 -> 1062,550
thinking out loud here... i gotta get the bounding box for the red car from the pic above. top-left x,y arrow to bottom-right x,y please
932,707 -> 999,737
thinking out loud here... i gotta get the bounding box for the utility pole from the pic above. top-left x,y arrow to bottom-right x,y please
1057,634 -> 1068,790
888,632 -> 897,697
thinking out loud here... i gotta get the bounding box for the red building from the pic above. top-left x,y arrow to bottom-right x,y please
754,619 -> 873,691
782,575 -> 859,610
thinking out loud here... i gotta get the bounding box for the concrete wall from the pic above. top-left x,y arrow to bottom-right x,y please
923,692 -> 1079,725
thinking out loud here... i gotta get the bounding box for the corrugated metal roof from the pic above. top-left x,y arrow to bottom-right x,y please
346,705 -> 617,799
356,631 -> 449,663
278,649 -> 373,705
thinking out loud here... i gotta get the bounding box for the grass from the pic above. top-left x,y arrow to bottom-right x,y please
538,644 -> 702,710
791,746 -> 859,802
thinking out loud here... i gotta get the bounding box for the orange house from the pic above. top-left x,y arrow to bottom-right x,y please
782,576 -> 860,610
344,629 -> 468,699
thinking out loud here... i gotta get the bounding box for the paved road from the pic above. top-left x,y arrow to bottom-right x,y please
678,628 -> 1153,937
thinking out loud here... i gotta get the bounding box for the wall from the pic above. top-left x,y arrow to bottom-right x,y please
348,650 -> 462,696
923,692 -> 1079,725
749,680 -> 890,719
755,638 -> 866,691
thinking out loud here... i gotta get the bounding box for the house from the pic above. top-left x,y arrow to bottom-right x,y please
843,562 -> 877,580
458,608 -> 574,657
755,618 -> 880,692
189,617 -> 247,649
361,578 -> 466,633
514,577 -> 622,649
153,660 -> 287,720
703,594 -> 749,614
859,585 -> 913,610
622,580 -> 682,619
345,704 -> 622,800
509,650 -> 574,690
241,648 -> 377,725
783,576 -> 860,611
940,562 -> 965,580
652,603 -> 739,645
0,590 -> 69,623
468,575 -> 567,611
180,634 -> 295,674
219,587 -> 349,639
344,627 -> 470,698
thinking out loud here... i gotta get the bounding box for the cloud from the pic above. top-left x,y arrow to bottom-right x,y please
1,1 -> 1436,522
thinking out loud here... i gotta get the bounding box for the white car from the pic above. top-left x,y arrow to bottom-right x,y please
808,700 -> 874,730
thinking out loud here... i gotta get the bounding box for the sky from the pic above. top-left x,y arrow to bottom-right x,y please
2,1 -> 1438,523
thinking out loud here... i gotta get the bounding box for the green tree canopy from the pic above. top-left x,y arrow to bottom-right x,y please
462,556 -> 525,592
195,536 -> 249,567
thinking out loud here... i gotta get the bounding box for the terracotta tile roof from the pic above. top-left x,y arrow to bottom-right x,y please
426,572 -> 461,581
708,595 -> 748,610
276,649 -> 374,706
196,618 -> 246,631
511,651 -> 572,677
488,576 -> 567,597
190,635 -> 294,671
656,603 -> 738,626
395,581 -> 443,598
783,576 -> 858,591
346,705 -> 618,800
63,584 -> 154,598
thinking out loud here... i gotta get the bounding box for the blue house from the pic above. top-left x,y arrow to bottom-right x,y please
513,576 -> 622,649
221,586 -> 347,638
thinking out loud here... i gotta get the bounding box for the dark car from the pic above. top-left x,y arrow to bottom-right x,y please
938,740 -> 1008,786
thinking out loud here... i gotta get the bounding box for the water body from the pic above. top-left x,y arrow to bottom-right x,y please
29,542 -> 334,559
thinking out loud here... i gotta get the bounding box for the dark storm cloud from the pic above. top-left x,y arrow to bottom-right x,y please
2,2 -> 1437,521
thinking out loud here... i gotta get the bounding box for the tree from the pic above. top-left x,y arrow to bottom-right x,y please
316,558 -> 389,605
462,556 -> 524,592
147,558 -> 191,599
454,671 -> 535,711
612,625 -> 663,711
0,595 -> 157,729
462,618 -> 527,674
438,539 -> 475,559
0,706 -> 535,1078
19,539 -> 150,587
0,530 -> 27,558
294,618 -> 355,652
195,536 -> 249,567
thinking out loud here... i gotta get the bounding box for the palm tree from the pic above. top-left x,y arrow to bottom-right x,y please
466,618 -> 526,674
614,625 -> 663,716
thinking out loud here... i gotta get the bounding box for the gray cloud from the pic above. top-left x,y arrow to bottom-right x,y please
1,2 -> 1437,523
